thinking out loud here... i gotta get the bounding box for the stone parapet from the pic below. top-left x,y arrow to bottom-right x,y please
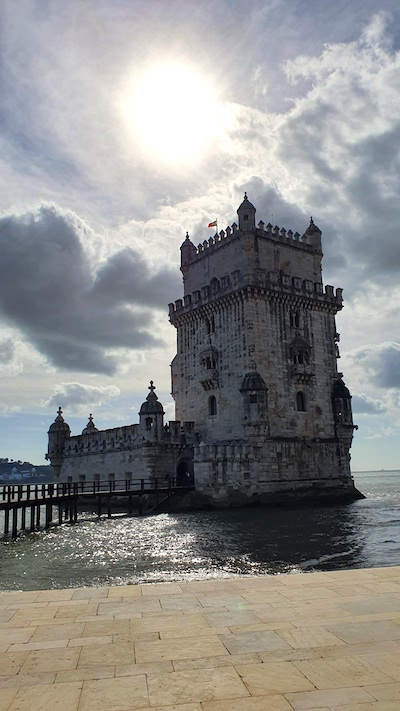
169,271 -> 343,322
63,420 -> 196,459
187,221 -> 320,267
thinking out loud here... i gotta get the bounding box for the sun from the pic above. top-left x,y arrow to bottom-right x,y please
122,63 -> 223,167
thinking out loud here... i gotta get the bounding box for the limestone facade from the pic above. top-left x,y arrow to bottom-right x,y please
47,195 -> 361,505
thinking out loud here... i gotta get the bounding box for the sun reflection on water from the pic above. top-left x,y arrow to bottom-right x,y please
1,474 -> 400,591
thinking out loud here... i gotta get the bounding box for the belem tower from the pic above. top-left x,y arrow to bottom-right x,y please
47,195 -> 362,506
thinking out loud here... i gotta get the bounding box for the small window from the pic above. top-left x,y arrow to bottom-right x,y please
208,396 -> 217,416
294,312 -> 301,328
145,417 -> 153,429
296,391 -> 306,412
206,319 -> 211,335
243,214 -> 249,221
249,393 -> 258,403
211,315 -> 215,333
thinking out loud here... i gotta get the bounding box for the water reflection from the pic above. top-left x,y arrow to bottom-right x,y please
1,471 -> 399,591
0,502 -> 367,590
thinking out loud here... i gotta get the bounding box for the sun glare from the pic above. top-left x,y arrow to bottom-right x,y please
123,64 -> 222,167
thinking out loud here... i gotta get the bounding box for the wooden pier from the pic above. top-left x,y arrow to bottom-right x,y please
0,478 -> 195,539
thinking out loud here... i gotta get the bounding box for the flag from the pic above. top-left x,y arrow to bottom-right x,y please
208,220 -> 217,228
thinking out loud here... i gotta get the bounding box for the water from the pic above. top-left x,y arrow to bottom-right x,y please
0,470 -> 399,591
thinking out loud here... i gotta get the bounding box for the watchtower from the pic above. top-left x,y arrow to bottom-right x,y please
169,195 -> 360,504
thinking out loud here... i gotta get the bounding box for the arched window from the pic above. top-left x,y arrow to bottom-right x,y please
206,319 -> 211,335
296,391 -> 306,412
145,417 -> 153,429
211,315 -> 216,333
294,311 -> 301,328
208,396 -> 217,416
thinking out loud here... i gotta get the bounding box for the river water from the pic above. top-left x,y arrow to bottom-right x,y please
0,470 -> 399,591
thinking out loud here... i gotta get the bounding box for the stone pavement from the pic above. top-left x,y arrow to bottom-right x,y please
2,567 -> 400,710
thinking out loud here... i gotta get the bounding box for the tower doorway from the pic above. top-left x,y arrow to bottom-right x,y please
176,459 -> 194,487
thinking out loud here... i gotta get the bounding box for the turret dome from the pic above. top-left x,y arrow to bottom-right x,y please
237,192 -> 256,230
237,192 -> 256,213
305,216 -> 321,236
82,414 -> 98,435
139,381 -> 164,415
240,371 -> 267,392
48,407 -> 70,435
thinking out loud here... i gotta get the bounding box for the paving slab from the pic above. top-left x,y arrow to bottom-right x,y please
2,566 -> 400,709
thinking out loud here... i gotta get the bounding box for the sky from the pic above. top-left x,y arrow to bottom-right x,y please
0,0 -> 400,471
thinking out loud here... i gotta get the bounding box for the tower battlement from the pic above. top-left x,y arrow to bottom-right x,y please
169,273 -> 342,321
183,215 -> 322,269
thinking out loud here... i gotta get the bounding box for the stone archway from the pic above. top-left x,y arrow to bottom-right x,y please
176,459 -> 194,487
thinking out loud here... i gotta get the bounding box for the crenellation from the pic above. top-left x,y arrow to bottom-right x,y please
171,265 -> 343,321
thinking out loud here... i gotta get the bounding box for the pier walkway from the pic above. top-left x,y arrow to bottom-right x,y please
1,566 -> 400,709
0,478 -> 195,538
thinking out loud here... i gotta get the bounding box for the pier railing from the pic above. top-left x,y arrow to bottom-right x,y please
0,477 -> 195,539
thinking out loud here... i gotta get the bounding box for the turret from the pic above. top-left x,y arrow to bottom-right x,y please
46,407 -> 71,476
303,217 -> 322,252
332,377 -> 356,447
237,192 -> 256,231
82,414 -> 98,435
139,381 -> 164,441
180,232 -> 197,276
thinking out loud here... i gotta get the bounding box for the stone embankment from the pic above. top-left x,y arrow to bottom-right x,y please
1,566 -> 400,709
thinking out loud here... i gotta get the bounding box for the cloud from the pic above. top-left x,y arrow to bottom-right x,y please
352,393 -> 387,414
3,405 -> 21,417
349,342 -> 400,389
0,337 -> 15,364
90,248 -> 179,308
0,205 -> 179,374
272,13 -> 400,290
44,382 -> 121,413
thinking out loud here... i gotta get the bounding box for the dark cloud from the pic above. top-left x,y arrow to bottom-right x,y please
351,342 -> 400,389
0,205 -> 178,374
352,393 -> 387,414
90,248 -> 179,308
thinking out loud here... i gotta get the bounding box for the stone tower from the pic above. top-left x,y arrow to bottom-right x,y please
169,195 -> 361,505
46,407 -> 71,476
